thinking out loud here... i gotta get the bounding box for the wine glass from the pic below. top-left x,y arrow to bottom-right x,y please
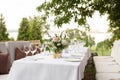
30,44 -> 37,55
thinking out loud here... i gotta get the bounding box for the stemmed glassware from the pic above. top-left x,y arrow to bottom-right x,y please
29,44 -> 37,55
23,46 -> 30,55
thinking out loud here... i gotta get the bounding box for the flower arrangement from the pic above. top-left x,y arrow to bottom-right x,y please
45,34 -> 68,54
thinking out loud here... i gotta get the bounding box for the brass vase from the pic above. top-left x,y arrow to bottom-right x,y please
53,52 -> 61,58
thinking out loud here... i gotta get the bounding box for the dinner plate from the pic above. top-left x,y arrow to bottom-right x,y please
64,58 -> 81,62
71,54 -> 84,57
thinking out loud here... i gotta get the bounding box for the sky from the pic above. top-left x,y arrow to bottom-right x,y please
0,0 -> 44,30
0,0 -> 110,43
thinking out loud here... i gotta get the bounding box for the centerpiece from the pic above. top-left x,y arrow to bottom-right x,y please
46,34 -> 68,58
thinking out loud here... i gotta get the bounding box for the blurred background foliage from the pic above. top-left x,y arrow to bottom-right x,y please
1,0 -> 120,56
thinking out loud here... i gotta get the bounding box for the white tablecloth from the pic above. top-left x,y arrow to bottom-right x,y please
8,47 -> 90,80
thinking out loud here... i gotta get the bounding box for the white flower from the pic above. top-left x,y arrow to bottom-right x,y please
62,40 -> 68,46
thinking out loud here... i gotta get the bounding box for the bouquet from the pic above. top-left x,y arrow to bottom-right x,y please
46,34 -> 68,54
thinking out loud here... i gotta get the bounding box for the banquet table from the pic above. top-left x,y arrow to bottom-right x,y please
8,47 -> 90,80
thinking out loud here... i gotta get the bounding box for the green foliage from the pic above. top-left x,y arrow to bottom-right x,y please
95,39 -> 112,56
17,16 -> 50,43
29,16 -> 43,43
17,18 -> 30,40
64,28 -> 95,47
9,37 -> 15,41
93,0 -> 120,41
29,16 -> 50,44
0,14 -> 9,41
37,0 -> 120,42
37,0 -> 94,27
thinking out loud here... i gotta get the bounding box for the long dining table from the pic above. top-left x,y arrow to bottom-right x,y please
8,47 -> 90,80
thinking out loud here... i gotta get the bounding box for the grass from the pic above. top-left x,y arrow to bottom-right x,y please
90,45 -> 111,56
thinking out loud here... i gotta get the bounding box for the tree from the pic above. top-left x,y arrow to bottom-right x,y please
93,0 -> 120,42
29,16 -> 50,43
17,18 -> 30,40
0,14 -> 9,41
37,0 -> 94,28
37,0 -> 120,42
64,28 -> 95,47
17,16 -> 50,43
9,37 -> 15,41
29,16 -> 43,43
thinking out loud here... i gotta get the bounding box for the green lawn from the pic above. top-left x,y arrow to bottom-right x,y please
90,46 -> 111,56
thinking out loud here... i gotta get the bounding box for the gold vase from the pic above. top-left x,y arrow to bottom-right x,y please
53,52 -> 61,58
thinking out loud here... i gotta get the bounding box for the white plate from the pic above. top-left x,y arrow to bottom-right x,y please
64,58 -> 81,62
71,54 -> 84,58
